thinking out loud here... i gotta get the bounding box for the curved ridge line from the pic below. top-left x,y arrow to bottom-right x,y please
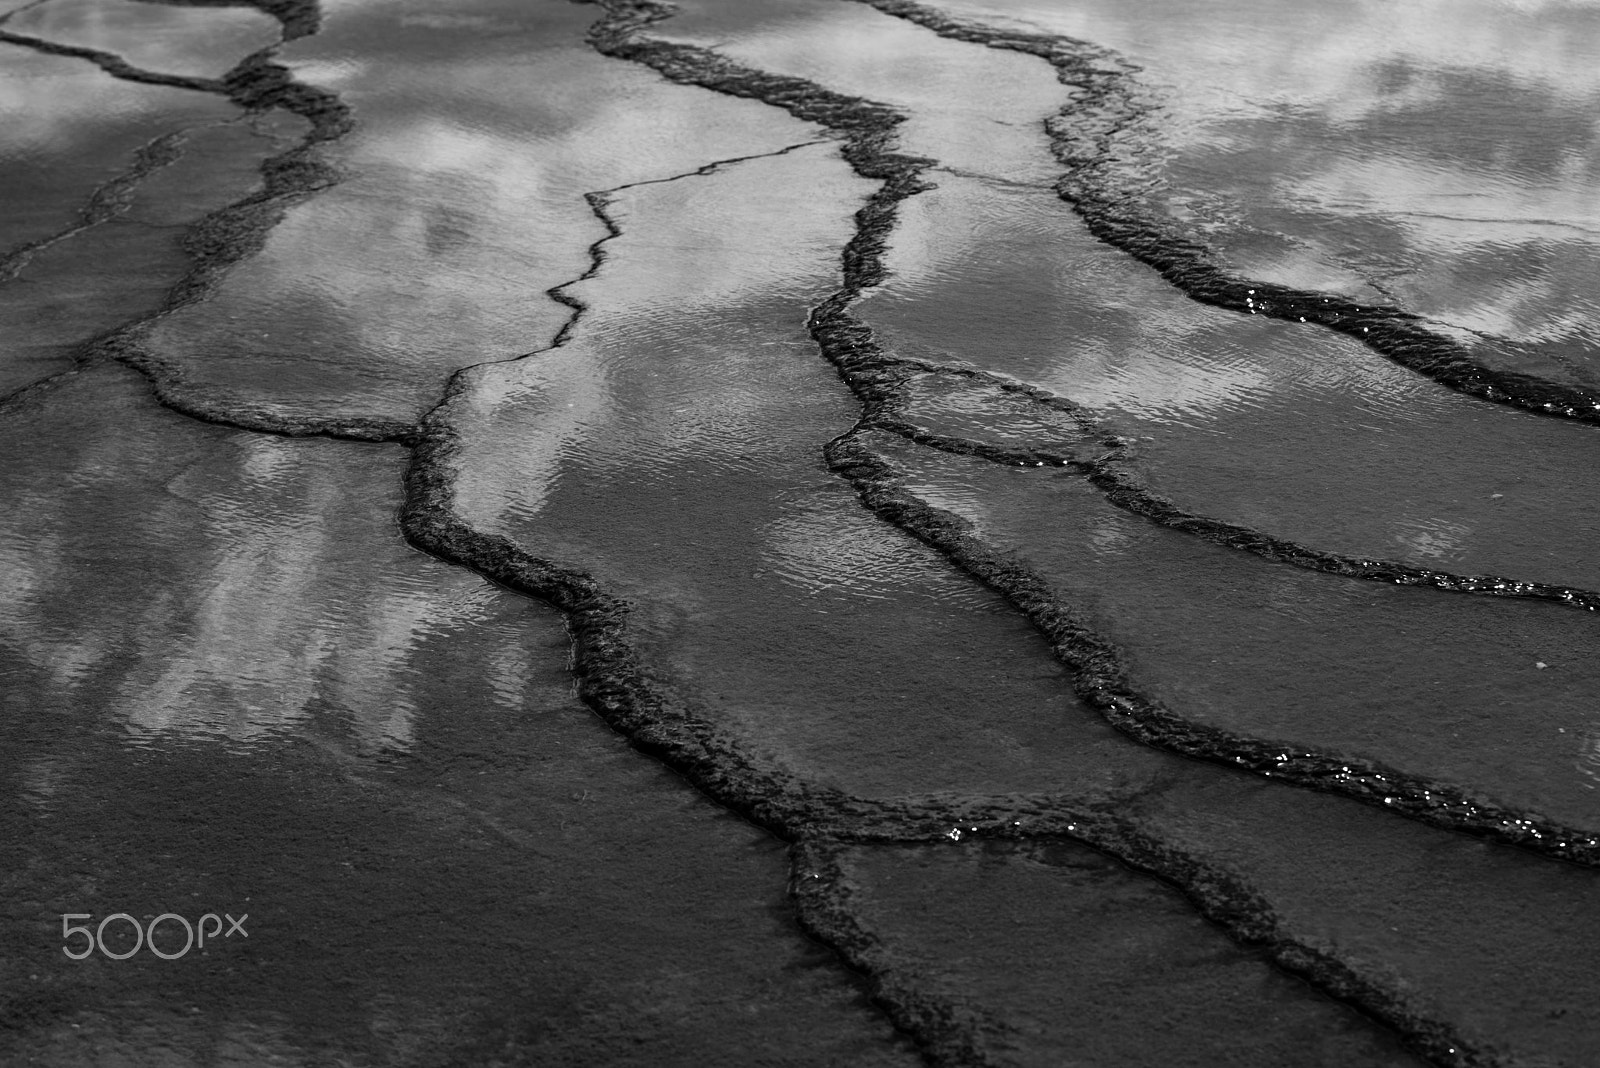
39,29 -> 362,439
846,0 -> 1600,425
1061,821 -> 1494,1068
119,141 -> 830,443
837,326 -> 1600,612
0,26 -> 226,92
0,125 -> 222,283
5,0 -> 1529,1059
869,403 -> 1600,614
396,410 -> 1061,849
3,0 -> 1044,1061
20,0 -> 1514,1060
792,840 -> 1006,1068
844,429 -> 1600,867
1039,822 -> 1498,1068
0,9 -> 357,437
131,0 -> 321,41
567,0 -> 1600,869
479,138 -> 833,373
0,0 -> 51,26
574,2 -> 1502,1063
0,133 -> 186,279
607,0 -> 1600,871
797,829 -> 1502,1068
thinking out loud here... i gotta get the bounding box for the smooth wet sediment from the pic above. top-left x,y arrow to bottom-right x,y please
841,0 -> 1600,424
5,0 -> 1600,1064
928,0 -> 1600,392
857,171 -> 1600,597
0,0 -> 351,428
0,365 -> 916,1066
3,0 -> 280,78
863,433 -> 1600,848
450,2 -> 1600,1062
599,0 -> 1600,859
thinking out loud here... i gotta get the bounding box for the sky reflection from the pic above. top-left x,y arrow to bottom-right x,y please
142,0 -> 809,423
933,0 -> 1600,373
5,0 -> 277,77
0,370 -> 525,753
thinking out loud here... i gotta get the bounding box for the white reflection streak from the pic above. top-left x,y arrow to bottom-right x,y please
113,439 -> 482,750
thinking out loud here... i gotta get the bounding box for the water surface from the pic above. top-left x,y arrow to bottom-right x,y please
4,0 -> 1598,1063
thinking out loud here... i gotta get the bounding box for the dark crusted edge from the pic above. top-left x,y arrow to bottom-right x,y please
839,429 -> 1600,868
0,0 -> 1530,1062
845,0 -> 1600,425
869,361 -> 1600,615
1,0 -> 991,1060
0,0 -> 361,436
130,0 -> 321,40
0,25 -> 227,91
560,1 -> 1510,1064
575,0 -> 1600,868
0,131 -> 191,283
781,0 -> 1600,865
794,822 -> 1502,1068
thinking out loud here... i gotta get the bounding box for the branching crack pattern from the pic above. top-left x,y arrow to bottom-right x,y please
7,0 -> 1579,1065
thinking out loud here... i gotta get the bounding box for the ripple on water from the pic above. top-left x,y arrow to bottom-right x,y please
447,142 -> 1164,801
836,838 -> 1424,1067
1128,769 -> 1600,1065
5,0 -> 280,79
137,1 -> 812,425
0,366 -> 533,756
927,0 -> 1600,384
895,369 -> 1093,451
859,175 -> 1600,593
661,0 -> 1065,183
761,489 -> 997,608
879,435 -> 1600,838
0,52 -> 235,250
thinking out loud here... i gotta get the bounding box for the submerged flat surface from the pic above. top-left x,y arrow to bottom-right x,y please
2,0 -> 1598,1064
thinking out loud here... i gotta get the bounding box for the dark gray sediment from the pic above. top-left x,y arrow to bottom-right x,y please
845,0 -> 1600,425
5,0 -> 1598,1064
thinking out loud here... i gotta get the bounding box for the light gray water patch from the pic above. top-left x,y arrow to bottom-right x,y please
0,376 -> 915,1068
444,140 -> 1166,802
859,175 -> 1600,595
834,838 -> 1424,1067
880,436 -> 1600,843
137,0 -> 814,426
6,0 -> 279,78
0,47 -> 237,252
